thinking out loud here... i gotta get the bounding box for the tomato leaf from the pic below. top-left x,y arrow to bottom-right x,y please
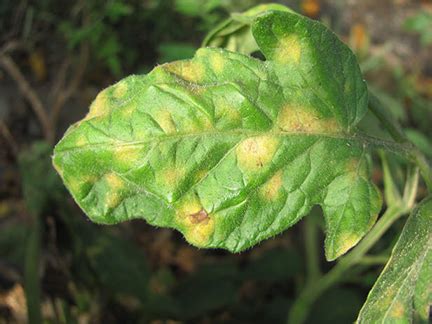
53,9 -> 381,260
202,3 -> 293,55
357,196 -> 432,323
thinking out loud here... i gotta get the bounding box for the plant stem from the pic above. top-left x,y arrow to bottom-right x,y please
368,93 -> 407,144
304,214 -> 320,283
357,255 -> 389,266
368,92 -> 432,192
411,149 -> 432,192
287,205 -> 405,324
0,54 -> 54,143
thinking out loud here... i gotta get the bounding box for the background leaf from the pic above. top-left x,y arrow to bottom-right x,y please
357,196 -> 432,323
202,3 -> 293,55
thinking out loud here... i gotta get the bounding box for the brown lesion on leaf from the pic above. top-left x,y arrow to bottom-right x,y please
175,195 -> 215,246
189,209 -> 209,224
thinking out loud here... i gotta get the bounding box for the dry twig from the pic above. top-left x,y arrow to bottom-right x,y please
0,53 -> 54,142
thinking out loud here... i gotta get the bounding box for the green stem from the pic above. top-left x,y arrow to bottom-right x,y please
304,214 -> 321,283
368,93 -> 407,144
368,92 -> 432,192
357,255 -> 389,266
287,205 -> 405,324
411,149 -> 432,192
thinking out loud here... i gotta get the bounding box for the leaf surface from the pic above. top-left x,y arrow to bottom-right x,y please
53,10 -> 381,260
357,196 -> 432,323
202,3 -> 293,54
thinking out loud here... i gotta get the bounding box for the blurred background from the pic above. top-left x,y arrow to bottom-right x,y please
0,0 -> 431,323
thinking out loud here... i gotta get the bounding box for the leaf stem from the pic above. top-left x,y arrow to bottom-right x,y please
411,149 -> 432,192
368,93 -> 407,144
287,205 -> 406,324
304,213 -> 321,283
357,255 -> 389,266
368,92 -> 432,192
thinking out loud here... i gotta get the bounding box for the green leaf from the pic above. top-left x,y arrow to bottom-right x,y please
309,288 -> 363,324
158,42 -> 197,63
203,3 -> 293,55
172,263 -> 239,319
404,12 -> 432,46
357,196 -> 432,323
174,0 -> 221,17
86,234 -> 150,301
19,141 -> 63,215
53,9 -> 381,260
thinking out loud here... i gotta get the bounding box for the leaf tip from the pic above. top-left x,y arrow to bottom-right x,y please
325,232 -> 361,261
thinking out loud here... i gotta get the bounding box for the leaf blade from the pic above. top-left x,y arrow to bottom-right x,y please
357,196 -> 432,323
53,9 -> 381,260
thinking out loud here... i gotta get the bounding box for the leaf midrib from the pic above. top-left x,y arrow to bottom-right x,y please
54,128 -> 364,153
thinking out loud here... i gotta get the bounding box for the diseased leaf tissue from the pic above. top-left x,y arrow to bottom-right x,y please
53,9 -> 382,260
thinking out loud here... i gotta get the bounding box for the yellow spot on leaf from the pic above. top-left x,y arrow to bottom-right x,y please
156,111 -> 177,134
114,145 -> 141,166
345,158 -> 360,174
345,158 -> 369,182
68,174 -> 97,194
195,169 -> 208,182
165,61 -> 205,83
277,104 -> 341,133
52,159 -> 63,177
260,171 -> 283,200
85,90 -> 109,120
336,232 -> 360,257
201,117 -> 214,130
274,35 -> 302,64
176,195 -> 215,246
209,53 -> 225,74
120,104 -> 134,118
160,167 -> 185,186
104,173 -> 126,208
113,81 -> 128,98
214,97 -> 241,127
105,192 -> 121,209
105,172 -> 125,190
237,136 -> 279,171
390,301 -> 405,318
185,217 -> 215,246
75,135 -> 88,147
